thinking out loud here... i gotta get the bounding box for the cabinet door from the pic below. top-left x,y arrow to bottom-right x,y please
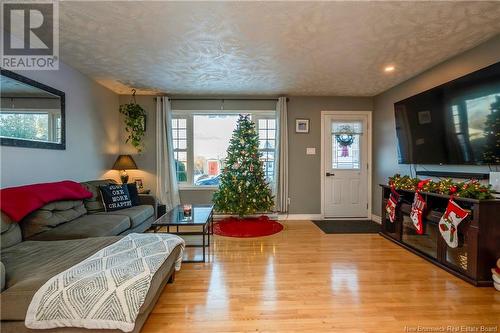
401,214 -> 439,259
442,216 -> 476,278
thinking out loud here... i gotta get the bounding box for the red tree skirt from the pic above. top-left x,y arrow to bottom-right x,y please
213,215 -> 283,238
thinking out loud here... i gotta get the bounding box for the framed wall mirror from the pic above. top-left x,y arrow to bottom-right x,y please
0,69 -> 65,150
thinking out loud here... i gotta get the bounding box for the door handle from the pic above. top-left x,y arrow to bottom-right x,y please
326,172 -> 335,177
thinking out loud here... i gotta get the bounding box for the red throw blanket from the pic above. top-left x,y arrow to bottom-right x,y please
0,181 -> 93,222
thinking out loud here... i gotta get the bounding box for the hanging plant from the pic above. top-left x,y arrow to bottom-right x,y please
119,89 -> 147,152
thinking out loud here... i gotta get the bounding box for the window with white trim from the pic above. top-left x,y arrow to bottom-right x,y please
172,111 -> 276,187
172,118 -> 188,182
257,118 -> 276,182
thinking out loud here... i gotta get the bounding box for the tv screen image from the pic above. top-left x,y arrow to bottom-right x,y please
394,62 -> 500,165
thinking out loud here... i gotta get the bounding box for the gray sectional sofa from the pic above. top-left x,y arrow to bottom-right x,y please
21,179 -> 156,241
0,179 -> 180,333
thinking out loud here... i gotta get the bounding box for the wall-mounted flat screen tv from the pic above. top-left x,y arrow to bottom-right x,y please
394,62 -> 500,165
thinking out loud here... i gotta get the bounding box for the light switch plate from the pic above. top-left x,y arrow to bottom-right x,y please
306,147 -> 316,155
489,172 -> 500,192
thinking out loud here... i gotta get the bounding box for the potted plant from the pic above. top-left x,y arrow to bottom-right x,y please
119,90 -> 147,152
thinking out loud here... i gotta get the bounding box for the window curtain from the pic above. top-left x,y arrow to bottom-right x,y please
155,96 -> 180,209
274,97 -> 289,213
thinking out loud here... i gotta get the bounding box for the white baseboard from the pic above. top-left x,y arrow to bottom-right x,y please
214,213 -> 382,223
278,214 -> 322,221
371,214 -> 382,224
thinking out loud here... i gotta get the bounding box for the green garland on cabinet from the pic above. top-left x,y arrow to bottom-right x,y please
388,174 -> 493,200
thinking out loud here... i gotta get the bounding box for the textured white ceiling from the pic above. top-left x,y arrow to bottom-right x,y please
58,1 -> 500,96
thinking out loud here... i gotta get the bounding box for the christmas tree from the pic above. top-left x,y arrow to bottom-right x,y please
213,114 -> 274,217
482,96 -> 500,164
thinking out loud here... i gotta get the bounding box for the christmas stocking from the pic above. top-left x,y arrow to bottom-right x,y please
385,188 -> 400,223
438,198 -> 468,248
410,192 -> 425,234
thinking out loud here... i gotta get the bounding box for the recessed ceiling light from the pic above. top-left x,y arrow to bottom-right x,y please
384,65 -> 395,73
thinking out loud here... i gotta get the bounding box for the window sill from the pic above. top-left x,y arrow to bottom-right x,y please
179,186 -> 218,191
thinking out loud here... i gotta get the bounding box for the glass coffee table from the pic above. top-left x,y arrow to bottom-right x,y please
150,204 -> 214,263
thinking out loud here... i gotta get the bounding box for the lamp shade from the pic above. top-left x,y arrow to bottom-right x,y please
112,155 -> 138,170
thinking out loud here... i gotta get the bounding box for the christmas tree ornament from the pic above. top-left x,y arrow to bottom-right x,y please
409,180 -> 430,234
438,198 -> 469,248
385,184 -> 400,223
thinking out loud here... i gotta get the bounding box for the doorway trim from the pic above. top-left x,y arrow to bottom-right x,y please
320,111 -> 373,220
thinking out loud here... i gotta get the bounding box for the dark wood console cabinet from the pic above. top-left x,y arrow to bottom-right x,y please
380,184 -> 499,286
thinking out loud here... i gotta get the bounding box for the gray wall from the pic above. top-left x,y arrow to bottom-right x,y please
118,95 -> 373,214
372,35 -> 500,216
0,61 -> 120,188
287,96 -> 372,213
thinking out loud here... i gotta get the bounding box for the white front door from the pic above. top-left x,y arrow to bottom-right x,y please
323,114 -> 369,218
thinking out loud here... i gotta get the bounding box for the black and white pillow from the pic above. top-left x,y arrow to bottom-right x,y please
99,184 -> 132,212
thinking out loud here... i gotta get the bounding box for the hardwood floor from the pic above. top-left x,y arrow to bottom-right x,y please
143,221 -> 499,333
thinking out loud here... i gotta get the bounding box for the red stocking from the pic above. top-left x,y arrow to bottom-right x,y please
409,180 -> 430,234
438,198 -> 468,248
385,187 -> 400,223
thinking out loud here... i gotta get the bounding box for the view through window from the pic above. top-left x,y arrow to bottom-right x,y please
0,111 -> 61,142
172,111 -> 276,187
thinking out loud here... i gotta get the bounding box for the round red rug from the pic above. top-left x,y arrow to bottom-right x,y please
213,216 -> 283,238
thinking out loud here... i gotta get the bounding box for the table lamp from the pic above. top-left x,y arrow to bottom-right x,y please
112,155 -> 138,184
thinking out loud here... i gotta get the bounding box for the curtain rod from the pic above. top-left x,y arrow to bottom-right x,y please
153,97 -> 289,102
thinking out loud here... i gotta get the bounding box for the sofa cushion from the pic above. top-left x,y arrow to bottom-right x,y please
97,205 -> 154,228
26,214 -> 130,241
19,200 -> 87,239
1,212 -> 22,249
80,179 -> 117,213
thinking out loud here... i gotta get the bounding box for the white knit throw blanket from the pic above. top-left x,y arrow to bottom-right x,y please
25,233 -> 185,332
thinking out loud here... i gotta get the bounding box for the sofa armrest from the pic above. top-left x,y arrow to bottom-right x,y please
138,194 -> 158,217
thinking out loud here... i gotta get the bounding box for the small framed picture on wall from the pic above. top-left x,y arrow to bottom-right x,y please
295,119 -> 310,133
134,178 -> 144,191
